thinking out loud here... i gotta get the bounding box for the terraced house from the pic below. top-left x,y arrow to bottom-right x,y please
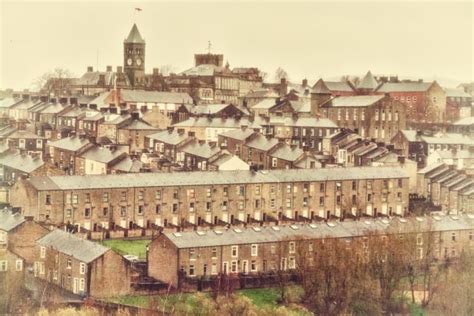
10,167 -> 409,231
148,214 -> 474,287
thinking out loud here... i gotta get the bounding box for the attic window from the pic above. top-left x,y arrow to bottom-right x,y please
233,228 -> 242,233
309,223 -> 317,229
272,226 -> 280,231
173,232 -> 182,237
196,231 -> 206,236
290,225 -> 299,230
252,227 -> 261,232
214,230 -> 223,235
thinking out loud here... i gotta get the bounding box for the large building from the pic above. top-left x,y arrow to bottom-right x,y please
10,167 -> 409,231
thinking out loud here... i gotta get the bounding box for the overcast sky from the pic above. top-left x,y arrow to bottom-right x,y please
0,0 -> 472,90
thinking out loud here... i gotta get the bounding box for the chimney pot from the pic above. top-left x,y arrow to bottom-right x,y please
106,65 -> 112,72
87,66 -> 93,72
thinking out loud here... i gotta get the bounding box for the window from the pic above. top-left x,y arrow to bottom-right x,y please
398,179 -> 403,188
251,244 -> 258,257
189,248 -> 196,260
80,263 -> 86,274
16,260 -> 23,271
120,206 -> 127,217
84,208 -> 91,217
189,202 -> 195,212
239,201 -> 244,210
46,195 -> 51,205
320,183 -> 325,192
416,234 -> 423,246
103,192 -> 109,203
121,191 -> 127,201
289,241 -> 296,254
271,245 -> 276,254
188,189 -> 195,198
189,265 -> 195,276
270,199 -> 275,209
231,260 -> 238,273
173,190 -> 178,199
206,188 -> 211,198
223,187 -> 228,196
0,261 -> 7,272
308,243 -> 313,252
286,185 -> 291,193
251,260 -> 257,272
231,245 -> 238,257
211,263 -> 217,275
40,246 -> 46,258
67,259 -> 72,269
255,199 -> 260,209
72,194 -> 78,204
375,110 -> 379,121
212,248 -> 217,259
367,194 -> 372,202
255,185 -> 261,195
289,257 -> 296,269
352,181 -> 356,190
397,192 -> 402,202
452,233 -> 456,242
286,198 -> 291,208
155,190 -> 161,200
272,158 -> 277,167
79,278 -> 85,291
238,186 -> 245,196
319,197 -> 325,206
303,197 -> 308,207
85,193 -> 91,203
138,191 -> 144,200
172,203 -> 178,213
336,182 -> 341,191
222,201 -> 228,211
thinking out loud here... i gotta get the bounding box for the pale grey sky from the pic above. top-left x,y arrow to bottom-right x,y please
0,0 -> 473,90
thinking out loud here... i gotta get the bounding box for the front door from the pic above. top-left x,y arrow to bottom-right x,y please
73,278 -> 79,294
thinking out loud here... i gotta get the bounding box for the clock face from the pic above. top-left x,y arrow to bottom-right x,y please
136,58 -> 142,66
127,58 -> 133,66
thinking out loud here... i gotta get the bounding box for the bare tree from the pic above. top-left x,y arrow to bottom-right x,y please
33,68 -> 74,96
159,64 -> 176,76
274,67 -> 289,82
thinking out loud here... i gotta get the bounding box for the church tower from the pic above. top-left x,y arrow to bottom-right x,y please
124,24 -> 146,87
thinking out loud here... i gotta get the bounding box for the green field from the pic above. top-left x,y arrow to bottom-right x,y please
101,238 -> 151,259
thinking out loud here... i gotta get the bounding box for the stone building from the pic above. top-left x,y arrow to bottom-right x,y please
10,167 -> 409,230
148,214 -> 474,287
34,229 -> 131,297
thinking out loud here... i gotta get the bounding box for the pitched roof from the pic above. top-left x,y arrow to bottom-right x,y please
377,82 -> 433,93
252,98 -> 278,110
269,144 -> 303,162
179,64 -> 229,76
80,146 -> 127,163
26,166 -> 408,191
246,134 -> 279,151
173,117 -> 260,129
324,95 -> 384,107
0,151 -> 44,173
0,209 -> 25,232
324,81 -> 354,92
120,119 -> 158,131
38,229 -> 109,263
7,130 -> 43,139
111,157 -> 143,173
119,90 -> 193,104
444,88 -> 471,98
178,140 -> 220,159
163,214 -> 474,248
312,79 -> 331,94
219,128 -> 255,141
124,23 -> 145,44
0,97 -> 21,109
48,136 -> 91,152
358,71 -> 380,90
147,130 -> 189,145
421,133 -> 474,146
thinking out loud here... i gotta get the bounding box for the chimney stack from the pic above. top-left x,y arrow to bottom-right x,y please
302,78 -> 308,87
117,66 -> 123,73
87,66 -> 93,72
106,65 -> 113,72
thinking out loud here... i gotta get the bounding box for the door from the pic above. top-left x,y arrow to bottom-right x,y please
242,260 -> 248,274
73,278 -> 79,294
223,262 -> 228,275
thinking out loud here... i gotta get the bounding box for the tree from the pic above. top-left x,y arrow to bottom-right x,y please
159,64 -> 176,76
33,68 -> 74,96
274,67 -> 289,82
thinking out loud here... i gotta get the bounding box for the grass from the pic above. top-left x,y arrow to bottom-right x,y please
101,238 -> 150,259
239,288 -> 281,308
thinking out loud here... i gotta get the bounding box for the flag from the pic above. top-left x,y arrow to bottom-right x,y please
135,8 -> 142,11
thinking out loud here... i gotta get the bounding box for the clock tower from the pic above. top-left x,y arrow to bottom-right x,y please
124,24 -> 146,87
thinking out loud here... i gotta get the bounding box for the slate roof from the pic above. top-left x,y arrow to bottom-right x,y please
421,133 -> 474,145
0,209 -> 25,232
269,144 -> 303,162
89,92 -> 112,108
399,130 -> 419,142
111,157 -> 143,173
246,134 -> 279,151
163,214 -> 474,248
48,137 -> 90,152
324,95 -> 384,107
37,229 -> 109,263
124,23 -> 145,44
0,98 -> 21,109
244,89 -> 279,99
324,81 -> 354,92
120,90 -> 193,104
39,103 -> 67,114
358,71 -> 380,90
312,79 -> 331,94
178,140 -> 220,158
59,106 -> 86,118
27,167 -> 406,191
80,146 -> 127,163
120,120 -> 158,131
444,88 -> 471,98
173,117 -> 260,129
377,82 -> 433,93
7,130 -> 43,139
10,99 -> 41,110
74,71 -> 115,86
219,128 -> 255,141
147,130 -> 189,145
179,64 -> 230,77
0,151 -> 44,173
252,98 -> 278,110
